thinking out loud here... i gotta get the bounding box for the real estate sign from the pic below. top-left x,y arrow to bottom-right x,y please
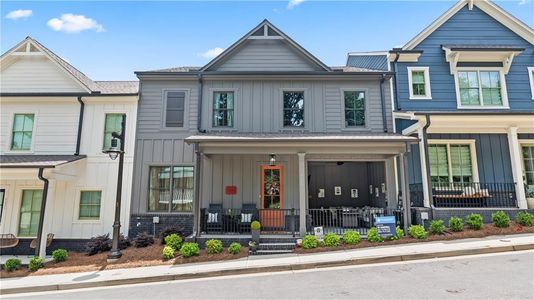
375,216 -> 396,238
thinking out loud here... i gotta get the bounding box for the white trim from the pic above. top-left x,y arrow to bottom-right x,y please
280,88 -> 308,130
5,112 -> 37,154
100,111 -> 127,155
340,88 -> 369,130
73,189 -> 104,223
528,67 -> 534,100
453,67 -> 509,109
407,66 -> 432,100
507,127 -> 527,208
427,139 -> 480,183
209,88 -> 238,130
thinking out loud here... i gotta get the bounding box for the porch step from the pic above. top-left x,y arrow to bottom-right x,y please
251,249 -> 294,255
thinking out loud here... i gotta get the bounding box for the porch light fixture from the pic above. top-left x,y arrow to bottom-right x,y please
269,153 -> 276,166
103,134 -> 123,160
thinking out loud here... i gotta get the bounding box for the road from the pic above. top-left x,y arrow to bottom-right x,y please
5,251 -> 534,300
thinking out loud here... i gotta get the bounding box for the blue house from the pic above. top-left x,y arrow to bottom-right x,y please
385,0 -> 534,221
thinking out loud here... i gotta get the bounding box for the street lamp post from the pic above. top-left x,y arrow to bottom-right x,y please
103,114 -> 126,262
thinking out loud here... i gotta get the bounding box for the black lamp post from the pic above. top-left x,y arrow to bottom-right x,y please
103,114 -> 126,261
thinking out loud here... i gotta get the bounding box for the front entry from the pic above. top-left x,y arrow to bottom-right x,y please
260,165 -> 284,228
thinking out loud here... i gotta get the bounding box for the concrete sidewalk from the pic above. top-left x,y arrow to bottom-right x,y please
1,233 -> 533,295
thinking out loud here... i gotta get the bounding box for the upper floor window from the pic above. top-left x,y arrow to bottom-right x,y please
283,91 -> 304,127
103,114 -> 124,150
79,191 -> 102,220
148,166 -> 194,212
344,91 -> 365,127
428,142 -> 476,184
11,114 -> 34,151
213,91 -> 234,127
407,67 -> 431,100
528,67 -> 534,100
455,69 -> 507,108
166,91 -> 185,127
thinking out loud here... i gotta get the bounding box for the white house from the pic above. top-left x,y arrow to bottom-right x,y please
0,37 -> 138,257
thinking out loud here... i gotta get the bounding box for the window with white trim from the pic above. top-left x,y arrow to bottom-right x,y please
11,114 -> 34,151
428,142 -> 475,184
528,67 -> 534,100
407,67 -> 431,99
522,145 -> 534,196
455,68 -> 507,108
79,191 -> 101,220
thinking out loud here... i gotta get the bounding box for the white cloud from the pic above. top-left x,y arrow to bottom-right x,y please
47,14 -> 104,33
287,0 -> 305,9
199,47 -> 225,59
5,9 -> 33,20
518,0 -> 529,5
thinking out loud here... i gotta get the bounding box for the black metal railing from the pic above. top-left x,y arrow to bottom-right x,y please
409,183 -> 425,207
431,182 -> 517,208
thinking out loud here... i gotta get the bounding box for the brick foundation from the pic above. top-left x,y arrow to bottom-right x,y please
128,214 -> 194,239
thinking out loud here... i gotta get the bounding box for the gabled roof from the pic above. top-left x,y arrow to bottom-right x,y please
346,52 -> 389,71
402,0 -> 534,50
200,19 -> 331,72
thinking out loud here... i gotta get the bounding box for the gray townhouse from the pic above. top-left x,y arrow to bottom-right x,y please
129,20 -> 418,243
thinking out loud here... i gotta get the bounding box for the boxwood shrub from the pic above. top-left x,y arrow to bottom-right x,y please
390,226 -> 404,240
302,235 -> 318,249
227,242 -> 241,255
164,234 -> 183,251
515,211 -> 533,227
343,230 -> 361,245
162,245 -> 175,260
408,225 -> 427,239
465,213 -> 484,230
205,239 -> 223,254
52,249 -> 68,263
323,233 -> 341,247
3,258 -> 21,272
449,217 -> 464,232
492,211 -> 510,228
367,227 -> 383,243
28,256 -> 44,272
180,242 -> 200,258
429,220 -> 445,235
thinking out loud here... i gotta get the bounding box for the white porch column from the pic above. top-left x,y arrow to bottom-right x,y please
418,128 -> 430,207
298,152 -> 307,237
39,179 -> 55,257
507,127 -> 527,209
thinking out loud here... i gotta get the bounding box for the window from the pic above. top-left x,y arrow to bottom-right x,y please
344,91 -> 365,127
148,166 -> 194,212
522,145 -> 534,194
166,91 -> 185,127
456,69 -> 506,107
11,114 -> 34,151
18,190 -> 42,237
283,91 -> 304,127
407,67 -> 431,99
79,191 -> 101,220
0,189 -> 4,222
428,142 -> 475,184
103,114 -> 124,150
213,91 -> 234,127
528,67 -> 534,100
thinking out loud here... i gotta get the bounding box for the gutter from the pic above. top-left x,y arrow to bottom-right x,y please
391,50 -> 401,111
197,73 -> 204,132
75,96 -> 85,155
35,168 -> 49,257
0,93 -> 138,97
379,74 -> 388,132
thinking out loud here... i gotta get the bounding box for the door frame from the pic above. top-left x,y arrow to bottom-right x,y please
260,165 -> 284,209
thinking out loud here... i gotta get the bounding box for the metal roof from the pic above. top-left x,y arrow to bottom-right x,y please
0,155 -> 87,168
346,53 -> 388,71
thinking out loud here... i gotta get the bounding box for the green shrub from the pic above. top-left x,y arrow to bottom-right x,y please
323,233 -> 341,247
179,242 -> 200,258
133,232 -> 155,248
343,231 -> 361,245
492,211 -> 510,228
227,242 -> 241,255
408,225 -> 428,239
28,256 -> 44,272
164,234 -> 183,251
449,217 -> 464,232
302,235 -> 318,249
251,221 -> 261,231
205,239 -> 223,254
429,220 -> 445,235
162,245 -> 175,260
367,227 -> 384,243
390,226 -> 404,240
52,249 -> 68,263
3,258 -> 21,272
465,213 -> 484,230
516,211 -> 533,227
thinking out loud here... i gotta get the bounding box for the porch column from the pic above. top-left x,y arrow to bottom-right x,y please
507,127 -> 527,209
193,143 -> 202,237
417,128 -> 430,207
399,151 -> 412,234
298,152 -> 307,237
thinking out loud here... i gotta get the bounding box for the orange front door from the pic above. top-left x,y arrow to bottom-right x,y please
260,165 -> 284,228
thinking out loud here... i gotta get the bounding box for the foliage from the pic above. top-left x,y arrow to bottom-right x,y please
390,226 -> 404,240
429,220 -> 445,235
465,214 -> 484,230
408,225 -> 428,239
448,217 -> 464,232
343,231 -> 361,245
162,246 -> 175,260
492,211 -> 510,228
367,227 -> 384,243
251,221 -> 261,231
302,235 -> 318,249
85,234 -> 111,255
205,239 -> 223,254
133,232 -> 155,248
179,242 -> 200,258
118,234 -> 132,250
159,226 -> 184,244
323,233 -> 341,247
52,249 -> 68,263
28,256 -> 44,272
515,211 -> 533,227
164,234 -> 183,251
228,242 -> 242,255
3,258 -> 22,272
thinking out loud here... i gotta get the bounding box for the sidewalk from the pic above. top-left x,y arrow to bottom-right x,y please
1,233 -> 533,295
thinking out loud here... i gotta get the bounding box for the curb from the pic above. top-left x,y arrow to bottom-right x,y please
1,243 -> 533,295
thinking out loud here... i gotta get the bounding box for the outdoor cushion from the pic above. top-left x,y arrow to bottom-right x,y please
241,213 -> 252,223
207,212 -> 219,223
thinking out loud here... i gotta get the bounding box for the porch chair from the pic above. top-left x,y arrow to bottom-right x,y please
0,233 -> 19,255
239,203 -> 258,233
205,204 -> 223,233
30,233 -> 55,250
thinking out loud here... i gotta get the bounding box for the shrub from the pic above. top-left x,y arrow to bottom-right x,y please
164,234 -> 183,251
118,234 -> 132,250
162,246 -> 175,260
133,232 -> 155,248
367,227 -> 384,243
449,217 -> 464,232
180,242 -> 200,258
28,256 -> 44,272
85,234 -> 111,255
52,249 -> 68,263
492,211 -> 510,228
205,239 -> 223,254
228,242 -> 241,255
3,258 -> 21,272
323,233 -> 341,247
516,211 -> 533,227
343,231 -> 361,245
251,221 -> 261,231
390,226 -> 404,240
465,213 -> 484,230
159,226 -> 184,244
429,220 -> 445,235
302,235 -> 318,249
408,225 -> 428,239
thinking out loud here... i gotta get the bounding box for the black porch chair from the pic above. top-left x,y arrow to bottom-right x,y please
238,203 -> 258,233
205,204 -> 223,233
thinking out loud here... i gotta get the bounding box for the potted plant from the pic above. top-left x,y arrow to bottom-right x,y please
251,220 -> 261,244
248,241 -> 257,253
525,185 -> 534,209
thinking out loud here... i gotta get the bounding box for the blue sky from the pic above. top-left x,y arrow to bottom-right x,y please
2,1 -> 533,80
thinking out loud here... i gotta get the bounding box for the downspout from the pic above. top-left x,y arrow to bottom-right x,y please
197,73 -> 204,132
392,50 -> 401,111
379,74 -> 388,132
74,96 -> 85,155
35,168 -> 49,256
422,114 -> 433,207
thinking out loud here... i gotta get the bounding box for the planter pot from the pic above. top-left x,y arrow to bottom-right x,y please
252,229 -> 260,244
527,198 -> 534,209
248,241 -> 257,253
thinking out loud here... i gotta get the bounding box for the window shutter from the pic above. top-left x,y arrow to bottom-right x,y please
166,92 -> 185,127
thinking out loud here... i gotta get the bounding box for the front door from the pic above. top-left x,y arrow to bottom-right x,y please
260,165 -> 283,228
